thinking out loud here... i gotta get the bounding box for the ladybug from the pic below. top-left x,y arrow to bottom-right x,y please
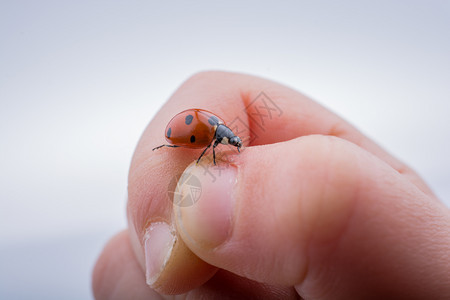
152,109 -> 242,165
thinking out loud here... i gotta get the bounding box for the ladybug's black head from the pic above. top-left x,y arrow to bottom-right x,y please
216,124 -> 243,152
229,136 -> 242,151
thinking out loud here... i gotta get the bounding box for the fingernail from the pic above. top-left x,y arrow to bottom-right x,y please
144,222 -> 176,286
174,162 -> 237,248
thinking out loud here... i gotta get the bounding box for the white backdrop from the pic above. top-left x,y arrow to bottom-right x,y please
1,1 -> 449,299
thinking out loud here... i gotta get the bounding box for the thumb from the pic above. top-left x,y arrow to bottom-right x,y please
174,135 -> 450,299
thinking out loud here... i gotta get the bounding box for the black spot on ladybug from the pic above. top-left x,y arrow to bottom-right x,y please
185,115 -> 194,125
167,127 -> 172,138
208,116 -> 219,126
190,135 -> 195,143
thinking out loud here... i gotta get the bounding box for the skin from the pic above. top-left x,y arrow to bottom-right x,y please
92,71 -> 450,299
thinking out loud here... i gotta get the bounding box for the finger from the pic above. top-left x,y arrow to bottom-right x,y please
92,231 -> 300,299
174,135 -> 450,299
92,230 -> 164,300
127,71 -> 436,294
133,71 -> 433,197
186,269 -> 301,300
126,206 -> 217,295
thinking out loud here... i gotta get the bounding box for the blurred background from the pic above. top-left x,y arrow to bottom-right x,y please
1,1 -> 449,299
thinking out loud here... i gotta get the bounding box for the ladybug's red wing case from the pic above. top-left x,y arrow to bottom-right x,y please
164,109 -> 224,148
152,108 -> 242,165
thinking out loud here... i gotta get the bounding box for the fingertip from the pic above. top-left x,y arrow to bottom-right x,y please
150,229 -> 218,294
174,160 -> 237,250
92,230 -> 162,300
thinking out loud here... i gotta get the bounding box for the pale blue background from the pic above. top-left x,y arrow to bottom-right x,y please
1,1 -> 449,299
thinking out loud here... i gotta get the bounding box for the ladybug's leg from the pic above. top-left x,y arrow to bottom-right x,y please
152,144 -> 180,151
212,140 -> 220,165
197,144 -> 211,164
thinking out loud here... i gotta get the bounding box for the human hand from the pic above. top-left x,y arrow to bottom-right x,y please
93,71 -> 450,299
